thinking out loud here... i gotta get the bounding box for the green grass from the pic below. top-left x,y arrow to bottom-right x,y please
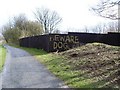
0,45 -> 6,71
17,47 -> 104,88
20,48 -> 82,88
12,44 -> 120,88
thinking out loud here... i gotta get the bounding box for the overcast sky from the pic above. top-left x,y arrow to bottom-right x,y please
0,0 -> 112,34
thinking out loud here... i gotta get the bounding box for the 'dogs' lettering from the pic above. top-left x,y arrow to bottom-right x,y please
53,42 -> 69,50
51,35 -> 79,51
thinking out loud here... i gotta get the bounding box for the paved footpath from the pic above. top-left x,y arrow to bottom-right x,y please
2,45 -> 67,88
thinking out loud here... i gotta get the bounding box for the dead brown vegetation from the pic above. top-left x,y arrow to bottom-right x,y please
60,43 -> 120,88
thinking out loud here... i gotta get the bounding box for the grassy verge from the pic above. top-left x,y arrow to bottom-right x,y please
12,43 -> 120,88
0,45 -> 6,71
20,48 -> 81,88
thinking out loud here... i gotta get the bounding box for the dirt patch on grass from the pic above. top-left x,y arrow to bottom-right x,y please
59,43 -> 120,88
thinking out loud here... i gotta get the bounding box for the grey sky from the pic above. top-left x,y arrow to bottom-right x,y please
0,0 -> 112,34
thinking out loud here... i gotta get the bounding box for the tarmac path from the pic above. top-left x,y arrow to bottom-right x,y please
1,45 -> 67,88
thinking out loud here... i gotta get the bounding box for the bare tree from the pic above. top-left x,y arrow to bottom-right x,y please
91,0 -> 120,32
53,29 -> 61,34
91,22 -> 118,33
91,0 -> 119,20
2,14 -> 43,44
91,23 -> 107,33
13,14 -> 27,30
34,8 -> 62,34
84,26 -> 89,33
106,21 -> 118,32
23,21 -> 43,37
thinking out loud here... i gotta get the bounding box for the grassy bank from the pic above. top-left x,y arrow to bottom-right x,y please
17,43 -> 120,88
0,45 -> 6,71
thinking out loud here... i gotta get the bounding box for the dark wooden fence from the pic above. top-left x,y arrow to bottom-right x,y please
19,32 -> 120,52
68,32 -> 120,46
19,35 -> 49,51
